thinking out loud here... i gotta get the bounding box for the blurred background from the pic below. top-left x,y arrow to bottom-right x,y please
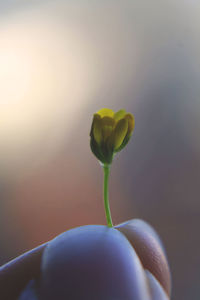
0,0 -> 199,299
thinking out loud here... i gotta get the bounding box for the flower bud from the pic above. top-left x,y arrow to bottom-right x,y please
90,108 -> 135,164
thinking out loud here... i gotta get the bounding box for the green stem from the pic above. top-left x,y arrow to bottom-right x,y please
103,164 -> 113,227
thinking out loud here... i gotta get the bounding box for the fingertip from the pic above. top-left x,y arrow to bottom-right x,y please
116,219 -> 171,296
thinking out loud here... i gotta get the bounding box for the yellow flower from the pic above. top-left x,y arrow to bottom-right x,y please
90,108 -> 135,164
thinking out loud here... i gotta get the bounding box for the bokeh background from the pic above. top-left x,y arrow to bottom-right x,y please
0,0 -> 199,299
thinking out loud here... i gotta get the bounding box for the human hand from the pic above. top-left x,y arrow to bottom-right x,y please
0,219 -> 171,300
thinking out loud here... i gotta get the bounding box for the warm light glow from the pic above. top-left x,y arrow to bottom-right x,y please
0,9 -> 96,176
0,47 -> 31,108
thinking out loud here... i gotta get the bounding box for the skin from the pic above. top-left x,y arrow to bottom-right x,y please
0,244 -> 46,299
0,219 -> 171,300
40,225 -> 151,300
116,219 -> 171,296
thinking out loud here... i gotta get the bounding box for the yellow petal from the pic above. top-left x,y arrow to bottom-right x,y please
97,108 -> 114,118
114,109 -> 126,121
93,114 -> 102,145
102,127 -> 113,141
101,116 -> 115,127
100,116 -> 115,141
113,118 -> 128,149
125,113 -> 135,136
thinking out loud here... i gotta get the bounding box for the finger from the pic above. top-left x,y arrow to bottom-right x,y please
145,270 -> 170,300
0,243 -> 47,299
39,226 -> 151,300
116,219 -> 171,296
